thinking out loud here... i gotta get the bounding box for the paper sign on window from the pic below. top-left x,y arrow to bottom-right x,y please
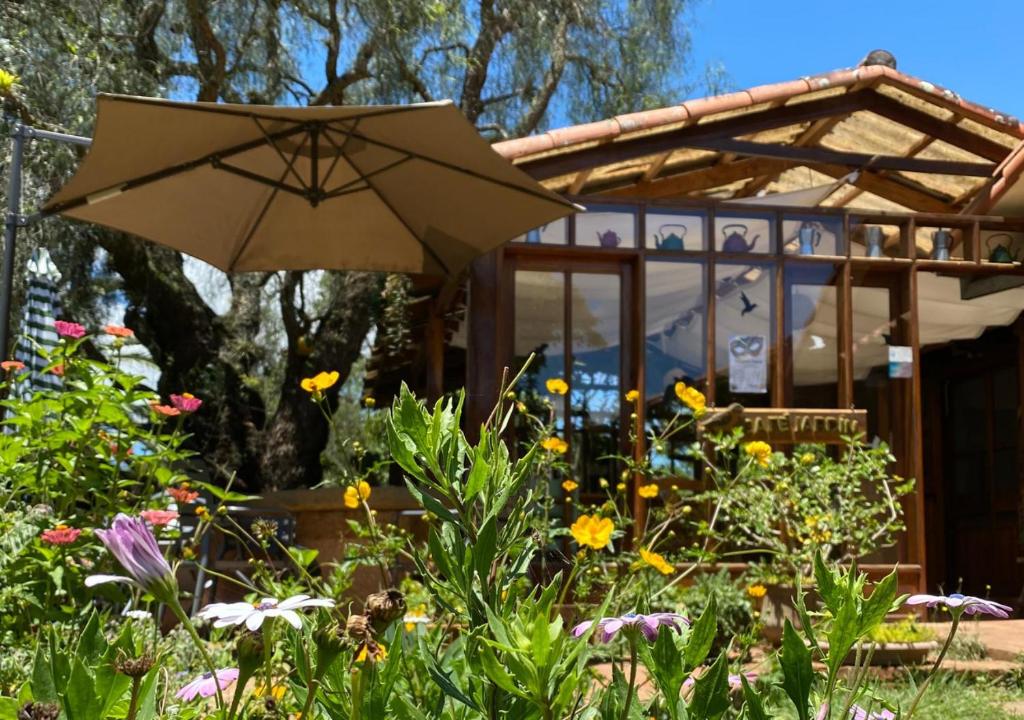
728,334 -> 767,394
888,345 -> 913,378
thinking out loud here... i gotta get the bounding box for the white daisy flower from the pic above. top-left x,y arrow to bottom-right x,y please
198,594 -> 334,630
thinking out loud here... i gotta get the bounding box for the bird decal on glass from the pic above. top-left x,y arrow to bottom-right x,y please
739,291 -> 758,316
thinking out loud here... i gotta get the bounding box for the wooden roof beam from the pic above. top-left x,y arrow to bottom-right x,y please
817,164 -> 954,213
606,158 -> 798,199
866,93 -> 1011,162
685,138 -> 996,176
522,89 -> 876,180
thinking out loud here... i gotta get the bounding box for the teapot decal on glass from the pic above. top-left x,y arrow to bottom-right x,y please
652,224 -> 687,251
797,221 -> 822,256
596,229 -> 622,248
987,233 -> 1019,263
721,223 -> 760,253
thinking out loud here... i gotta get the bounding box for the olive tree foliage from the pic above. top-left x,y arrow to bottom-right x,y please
0,0 -> 718,489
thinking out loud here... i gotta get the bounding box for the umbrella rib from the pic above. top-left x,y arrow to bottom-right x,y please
225,139 -> 309,270
45,124 -> 310,215
251,116 -> 311,193
321,156 -> 413,199
355,162 -> 451,276
324,123 -> 576,210
212,160 -> 310,199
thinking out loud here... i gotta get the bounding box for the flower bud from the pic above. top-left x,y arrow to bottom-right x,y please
346,614 -> 372,643
114,652 -> 154,678
314,623 -> 346,672
366,589 -> 406,629
237,631 -> 265,678
18,703 -> 59,720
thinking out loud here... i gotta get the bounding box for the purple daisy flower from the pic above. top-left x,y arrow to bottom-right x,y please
85,513 -> 178,603
175,668 -> 239,701
571,612 -> 688,643
904,593 -> 1012,618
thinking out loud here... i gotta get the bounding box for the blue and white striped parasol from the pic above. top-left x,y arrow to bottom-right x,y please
13,248 -> 63,395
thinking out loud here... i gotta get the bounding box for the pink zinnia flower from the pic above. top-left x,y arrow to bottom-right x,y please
41,525 -> 82,545
54,320 -> 86,339
170,393 -> 202,413
141,509 -> 179,526
150,402 -> 181,417
1,360 -> 24,372
104,324 -> 134,338
175,668 -> 239,701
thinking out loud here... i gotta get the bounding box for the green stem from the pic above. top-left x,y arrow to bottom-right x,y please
905,614 -> 960,719
126,676 -> 142,720
619,638 -> 638,720
170,601 -> 225,710
300,678 -> 320,720
263,617 -> 275,697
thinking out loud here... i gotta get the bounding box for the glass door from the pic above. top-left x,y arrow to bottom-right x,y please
511,258 -> 633,497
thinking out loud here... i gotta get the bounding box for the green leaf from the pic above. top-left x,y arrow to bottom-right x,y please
684,595 -> 718,673
474,516 -> 497,582
30,642 -> 57,703
479,646 -> 527,699
0,697 -> 20,720
813,550 -> 841,612
780,620 -> 813,720
464,449 -> 489,501
640,625 -> 685,716
688,651 -> 730,720
425,659 -> 480,712
740,674 -> 769,720
193,479 -> 260,503
825,587 -> 861,680
859,570 -> 898,636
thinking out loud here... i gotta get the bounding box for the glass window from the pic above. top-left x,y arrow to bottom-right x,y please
576,208 -> 637,248
851,285 -> 895,447
513,271 -> 566,431
645,260 -> 705,477
569,273 -> 622,492
783,215 -> 844,257
715,262 -> 773,406
513,217 -> 568,245
786,264 -> 840,407
715,212 -> 774,254
646,211 -> 705,251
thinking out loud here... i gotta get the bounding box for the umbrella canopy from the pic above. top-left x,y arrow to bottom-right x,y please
13,248 -> 63,395
43,95 -> 577,276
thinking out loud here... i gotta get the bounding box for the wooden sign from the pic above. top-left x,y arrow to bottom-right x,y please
740,408 -> 867,444
698,405 -> 868,444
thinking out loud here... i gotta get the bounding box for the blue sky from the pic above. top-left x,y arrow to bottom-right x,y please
686,0 -> 1024,117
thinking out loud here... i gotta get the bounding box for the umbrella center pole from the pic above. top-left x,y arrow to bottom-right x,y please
1,121 -> 92,356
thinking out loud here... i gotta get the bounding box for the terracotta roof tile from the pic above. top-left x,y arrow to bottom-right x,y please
492,66 -> 1024,163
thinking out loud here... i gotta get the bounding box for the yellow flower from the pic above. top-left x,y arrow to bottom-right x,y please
744,441 -> 772,467
344,480 -> 372,509
673,381 -> 706,416
747,584 -> 767,599
616,482 -> 627,492
800,452 -> 815,466
355,641 -> 387,663
625,389 -> 640,403
545,378 -> 569,395
254,685 -> 286,700
0,69 -> 17,95
363,396 -> 376,408
541,437 -> 568,454
639,548 -> 674,575
561,479 -> 579,492
570,514 -> 614,550
300,370 -> 340,396
638,483 -> 659,499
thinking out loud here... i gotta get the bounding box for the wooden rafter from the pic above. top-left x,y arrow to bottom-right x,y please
605,158 -> 797,199
816,164 -> 953,212
683,137 -> 996,176
521,89 -> 875,180
867,93 -> 1010,162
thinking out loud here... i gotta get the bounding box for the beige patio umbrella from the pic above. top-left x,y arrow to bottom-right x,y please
43,94 -> 577,275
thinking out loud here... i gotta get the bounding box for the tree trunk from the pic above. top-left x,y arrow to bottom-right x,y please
259,271 -> 384,488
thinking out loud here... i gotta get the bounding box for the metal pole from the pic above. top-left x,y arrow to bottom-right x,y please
1,123 -> 27,357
